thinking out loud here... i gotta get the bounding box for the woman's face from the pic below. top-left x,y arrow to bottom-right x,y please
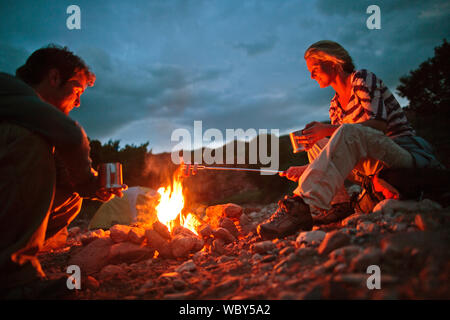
305,57 -> 336,88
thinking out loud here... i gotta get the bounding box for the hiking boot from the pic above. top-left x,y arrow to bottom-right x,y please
257,195 -> 312,240
312,202 -> 354,226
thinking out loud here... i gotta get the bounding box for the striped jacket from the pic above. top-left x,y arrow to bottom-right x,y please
329,69 -> 415,138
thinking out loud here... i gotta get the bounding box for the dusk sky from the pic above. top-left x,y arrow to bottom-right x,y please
1,0 -> 449,153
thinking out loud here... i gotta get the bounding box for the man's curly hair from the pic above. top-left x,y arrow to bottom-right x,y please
16,44 -> 95,87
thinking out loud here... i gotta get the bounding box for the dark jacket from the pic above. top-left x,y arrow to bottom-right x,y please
0,72 -> 97,195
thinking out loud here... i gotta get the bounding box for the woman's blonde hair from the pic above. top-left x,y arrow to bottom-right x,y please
304,40 -> 355,74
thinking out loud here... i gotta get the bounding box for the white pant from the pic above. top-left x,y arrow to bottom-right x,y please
294,124 -> 414,210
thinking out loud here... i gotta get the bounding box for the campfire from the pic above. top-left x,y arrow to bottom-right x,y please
129,167 -> 243,259
154,170 -> 201,236
69,166 -> 245,277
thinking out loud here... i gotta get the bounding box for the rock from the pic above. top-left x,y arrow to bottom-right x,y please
212,239 -> 226,255
317,230 -> 351,255
85,276 -> 100,291
172,279 -> 187,290
296,247 -> 318,258
164,290 -> 197,300
373,199 -> 442,215
212,227 -> 236,244
380,231 -> 447,263
296,230 -> 326,246
128,227 -> 146,244
68,237 -> 114,275
298,282 -> 326,299
153,221 -> 172,240
98,264 -> 125,280
108,242 -> 154,264
278,291 -> 298,300
109,224 -> 131,243
251,240 -> 276,254
198,224 -> 213,238
80,229 -> 108,246
279,246 -> 295,256
219,217 -> 240,238
261,254 -> 276,263
329,245 -> 363,263
356,221 -> 379,234
206,203 -> 243,226
176,259 -> 197,273
239,213 -> 256,233
159,272 -> 181,281
334,263 -> 347,273
333,273 -> 368,286
244,207 -> 261,214
145,229 -> 172,258
170,234 -> 204,258
350,247 -> 382,272
392,222 -> 408,232
414,214 -> 439,231
341,213 -> 366,227
204,277 -> 240,298
68,226 -> 81,237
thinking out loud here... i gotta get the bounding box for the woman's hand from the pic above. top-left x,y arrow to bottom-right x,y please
279,165 -> 308,182
295,121 -> 336,151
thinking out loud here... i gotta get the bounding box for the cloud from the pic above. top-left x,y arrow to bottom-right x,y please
71,46 -> 231,145
0,43 -> 29,74
233,35 -> 278,56
1,0 -> 448,154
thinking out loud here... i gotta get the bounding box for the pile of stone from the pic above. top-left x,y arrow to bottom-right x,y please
38,198 -> 450,299
67,203 -> 245,276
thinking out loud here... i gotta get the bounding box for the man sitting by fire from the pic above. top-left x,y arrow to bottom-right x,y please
257,40 -> 443,240
0,45 -> 126,298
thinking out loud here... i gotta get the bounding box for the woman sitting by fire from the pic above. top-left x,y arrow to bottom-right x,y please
257,40 -> 443,240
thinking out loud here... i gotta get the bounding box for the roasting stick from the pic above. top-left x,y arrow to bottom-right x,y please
182,163 -> 285,176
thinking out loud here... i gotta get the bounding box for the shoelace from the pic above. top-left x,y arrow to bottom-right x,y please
266,199 -> 293,222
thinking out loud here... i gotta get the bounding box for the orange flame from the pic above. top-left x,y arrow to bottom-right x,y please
181,213 -> 201,236
154,173 -> 199,235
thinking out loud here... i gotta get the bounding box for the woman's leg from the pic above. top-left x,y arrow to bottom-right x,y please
295,124 -> 414,210
305,138 -> 351,205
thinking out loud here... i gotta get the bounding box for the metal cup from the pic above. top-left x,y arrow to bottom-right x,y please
289,130 -> 306,153
98,162 -> 123,190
